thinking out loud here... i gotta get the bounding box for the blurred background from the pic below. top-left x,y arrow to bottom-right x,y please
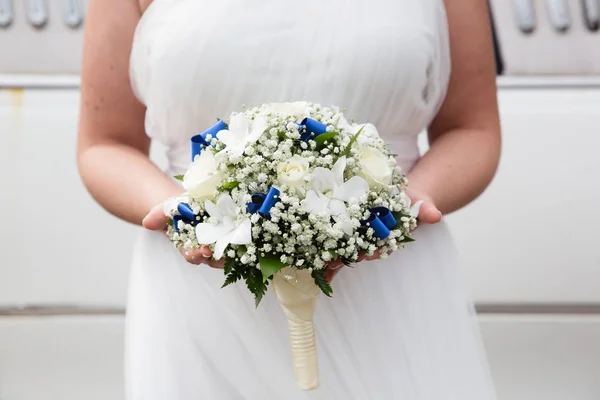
1,0 -> 600,399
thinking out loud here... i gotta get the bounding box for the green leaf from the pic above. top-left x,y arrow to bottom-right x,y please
259,253 -> 286,282
313,131 -> 338,149
173,174 -> 184,181
341,258 -> 354,268
341,125 -> 366,157
166,218 -> 174,227
222,181 -> 240,191
311,269 -> 333,298
392,211 -> 408,229
399,236 -> 415,243
222,259 -> 243,288
245,268 -> 268,307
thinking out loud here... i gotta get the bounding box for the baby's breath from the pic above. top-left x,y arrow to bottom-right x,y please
165,102 -> 419,304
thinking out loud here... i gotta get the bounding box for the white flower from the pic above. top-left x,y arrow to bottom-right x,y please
183,151 -> 225,200
277,155 -> 310,192
265,101 -> 311,118
302,156 -> 369,235
162,195 -> 189,216
354,123 -> 381,146
195,194 -> 252,260
338,116 -> 381,146
218,113 -> 268,158
357,146 -> 393,187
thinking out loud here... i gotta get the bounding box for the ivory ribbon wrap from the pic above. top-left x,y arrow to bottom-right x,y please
272,267 -> 321,390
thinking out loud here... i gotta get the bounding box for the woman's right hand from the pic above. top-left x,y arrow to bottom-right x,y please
142,204 -> 225,268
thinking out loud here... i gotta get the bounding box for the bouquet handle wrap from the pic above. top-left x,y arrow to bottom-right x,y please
272,267 -> 321,391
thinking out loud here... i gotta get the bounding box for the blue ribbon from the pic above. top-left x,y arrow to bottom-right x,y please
361,207 -> 397,240
172,202 -> 198,232
299,118 -> 327,142
191,120 -> 227,160
246,187 -> 280,217
246,194 -> 266,214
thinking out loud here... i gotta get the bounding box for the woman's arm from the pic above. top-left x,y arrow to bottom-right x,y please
77,0 -> 219,266
77,0 -> 181,226
408,0 -> 501,223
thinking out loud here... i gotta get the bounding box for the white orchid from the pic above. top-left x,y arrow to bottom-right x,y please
218,113 -> 268,158
302,156 -> 369,235
195,194 -> 252,260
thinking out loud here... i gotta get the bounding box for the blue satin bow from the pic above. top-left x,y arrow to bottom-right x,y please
299,118 -> 327,142
362,207 -> 397,240
172,202 -> 198,232
191,120 -> 227,160
246,187 -> 280,217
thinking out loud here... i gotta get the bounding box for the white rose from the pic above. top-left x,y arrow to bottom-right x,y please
357,146 -> 393,187
182,150 -> 225,200
277,155 -> 310,191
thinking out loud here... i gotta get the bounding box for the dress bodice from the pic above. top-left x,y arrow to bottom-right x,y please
130,0 -> 451,174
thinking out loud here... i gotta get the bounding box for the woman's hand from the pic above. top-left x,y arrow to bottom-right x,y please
324,188 -> 442,282
142,204 -> 225,268
404,187 -> 442,224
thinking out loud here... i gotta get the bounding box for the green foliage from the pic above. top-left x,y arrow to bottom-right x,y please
173,174 -> 184,181
311,269 -> 333,298
222,181 -> 240,191
259,253 -> 287,282
222,258 -> 243,288
341,125 -> 365,157
245,268 -> 268,308
223,257 -> 269,307
313,131 -> 338,149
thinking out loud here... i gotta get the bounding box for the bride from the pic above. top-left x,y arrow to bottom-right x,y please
77,0 -> 501,398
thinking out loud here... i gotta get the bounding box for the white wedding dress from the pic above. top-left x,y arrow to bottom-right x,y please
126,0 -> 496,398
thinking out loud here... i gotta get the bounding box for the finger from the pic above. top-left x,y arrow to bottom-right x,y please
327,259 -> 344,270
207,258 -> 225,269
180,247 -> 205,265
416,201 -> 442,224
142,204 -> 169,231
180,246 -> 225,269
324,259 -> 345,283
364,251 -> 382,261
325,266 -> 342,283
404,188 -> 442,225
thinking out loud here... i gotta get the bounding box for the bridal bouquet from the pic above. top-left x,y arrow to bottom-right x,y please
164,102 -> 421,389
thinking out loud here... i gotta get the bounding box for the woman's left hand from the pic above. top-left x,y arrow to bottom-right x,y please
324,188 -> 442,282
